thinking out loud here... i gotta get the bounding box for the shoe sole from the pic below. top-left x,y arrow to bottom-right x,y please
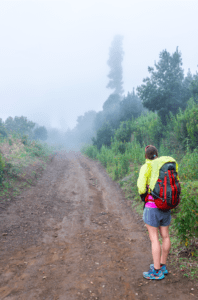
143,272 -> 165,280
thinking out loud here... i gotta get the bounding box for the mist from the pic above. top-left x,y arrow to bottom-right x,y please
1,0 -> 198,148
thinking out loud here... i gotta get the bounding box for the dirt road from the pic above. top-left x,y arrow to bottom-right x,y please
0,152 -> 197,300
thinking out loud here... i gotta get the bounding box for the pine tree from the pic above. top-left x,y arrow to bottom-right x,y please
106,35 -> 124,95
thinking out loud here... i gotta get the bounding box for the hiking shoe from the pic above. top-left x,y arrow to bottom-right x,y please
150,264 -> 168,275
143,266 -> 165,280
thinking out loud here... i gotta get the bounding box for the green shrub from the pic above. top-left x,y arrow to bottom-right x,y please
81,144 -> 98,159
179,149 -> 198,181
170,99 -> 198,151
114,120 -> 135,143
21,134 -> 28,145
96,145 -> 113,167
8,138 -> 13,146
92,122 -> 114,150
173,182 -> 198,243
125,140 -> 145,165
0,153 -> 5,184
0,120 -> 7,138
186,103 -> 198,149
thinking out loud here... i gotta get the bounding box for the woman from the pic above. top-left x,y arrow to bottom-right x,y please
137,145 -> 172,280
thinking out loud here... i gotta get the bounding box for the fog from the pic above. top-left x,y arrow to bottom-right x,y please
1,0 -> 198,135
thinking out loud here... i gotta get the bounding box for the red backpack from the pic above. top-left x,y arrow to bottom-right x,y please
146,162 -> 181,211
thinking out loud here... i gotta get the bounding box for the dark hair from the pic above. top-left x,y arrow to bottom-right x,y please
145,145 -> 158,160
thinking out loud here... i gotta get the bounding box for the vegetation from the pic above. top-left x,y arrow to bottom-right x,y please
137,48 -> 192,124
0,116 -> 48,142
82,97 -> 198,279
106,34 -> 124,96
0,133 -> 54,202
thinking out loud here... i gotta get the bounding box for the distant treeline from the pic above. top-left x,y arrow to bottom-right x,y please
0,116 -> 48,141
64,40 -> 198,151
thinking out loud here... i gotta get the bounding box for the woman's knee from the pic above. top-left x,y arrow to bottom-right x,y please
159,226 -> 170,239
146,224 -> 159,242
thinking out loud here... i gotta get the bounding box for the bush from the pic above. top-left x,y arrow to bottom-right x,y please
170,99 -> 198,151
96,145 -> 113,167
173,182 -> 198,243
21,135 -> 29,145
0,120 -> 7,138
0,153 -> 5,184
114,120 -> 135,143
179,148 -> 198,181
92,122 -> 114,150
81,145 -> 98,159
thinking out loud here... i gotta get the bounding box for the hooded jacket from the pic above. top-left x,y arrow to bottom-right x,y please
137,156 -> 179,195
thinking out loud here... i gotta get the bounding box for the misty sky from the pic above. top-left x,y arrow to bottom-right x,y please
1,0 -> 198,130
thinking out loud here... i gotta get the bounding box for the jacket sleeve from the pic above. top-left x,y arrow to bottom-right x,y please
137,164 -> 148,195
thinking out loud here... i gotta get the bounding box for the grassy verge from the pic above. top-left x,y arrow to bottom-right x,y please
0,135 -> 55,203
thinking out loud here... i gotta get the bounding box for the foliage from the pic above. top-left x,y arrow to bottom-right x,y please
107,154 -> 130,180
114,120 -> 134,143
96,145 -> 113,167
106,35 -> 124,95
0,119 -> 7,138
21,135 -> 29,145
0,153 -> 5,184
179,149 -> 198,181
137,48 -> 188,124
102,93 -> 121,128
190,72 -> 198,102
4,116 -> 35,137
0,134 -> 54,202
114,111 -> 163,148
120,89 -> 145,122
173,182 -> 198,243
25,141 -> 50,158
34,126 -> 48,141
132,112 -> 163,148
167,99 -> 198,150
81,144 -> 98,159
92,122 -> 114,150
185,102 -> 198,149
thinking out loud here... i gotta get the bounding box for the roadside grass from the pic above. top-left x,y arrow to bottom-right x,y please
0,135 -> 54,203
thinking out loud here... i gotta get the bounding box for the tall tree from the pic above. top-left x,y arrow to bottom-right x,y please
34,126 -> 48,141
106,35 -> 124,95
190,72 -> 198,102
120,88 -> 145,121
4,116 -> 35,136
137,48 -> 185,124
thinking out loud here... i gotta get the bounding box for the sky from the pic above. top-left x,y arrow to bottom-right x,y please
1,0 -> 198,130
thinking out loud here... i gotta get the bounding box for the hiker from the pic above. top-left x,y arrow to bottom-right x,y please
137,145 -> 180,280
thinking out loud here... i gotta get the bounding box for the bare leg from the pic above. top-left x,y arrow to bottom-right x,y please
146,224 -> 161,269
159,226 -> 171,264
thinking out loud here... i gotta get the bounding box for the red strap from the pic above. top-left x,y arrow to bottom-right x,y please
164,173 -> 167,200
168,170 -> 175,203
172,170 -> 178,203
156,179 -> 163,199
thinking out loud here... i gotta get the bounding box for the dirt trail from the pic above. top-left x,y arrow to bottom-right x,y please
0,152 -> 197,300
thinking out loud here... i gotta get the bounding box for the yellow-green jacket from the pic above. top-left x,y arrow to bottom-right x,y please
137,156 -> 179,195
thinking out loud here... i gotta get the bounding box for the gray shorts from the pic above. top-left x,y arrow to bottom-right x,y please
143,207 -> 171,227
